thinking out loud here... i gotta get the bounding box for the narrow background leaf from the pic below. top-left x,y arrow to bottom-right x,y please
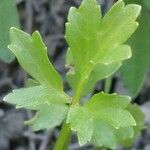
120,0 -> 150,97
0,0 -> 20,63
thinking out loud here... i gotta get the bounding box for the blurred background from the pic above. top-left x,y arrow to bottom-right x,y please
0,0 -> 150,150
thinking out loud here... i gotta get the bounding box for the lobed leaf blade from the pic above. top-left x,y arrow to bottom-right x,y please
66,49 -> 121,95
67,105 -> 93,145
25,104 -> 68,131
66,0 -> 141,93
8,28 -> 63,91
67,92 -> 136,148
4,28 -> 70,131
4,85 -> 70,109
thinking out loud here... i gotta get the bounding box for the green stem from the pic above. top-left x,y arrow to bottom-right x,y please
54,79 -> 84,150
104,76 -> 113,93
54,123 -> 71,150
72,79 -> 84,105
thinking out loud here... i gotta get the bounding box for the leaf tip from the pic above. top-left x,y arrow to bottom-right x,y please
16,105 -> 22,109
134,4 -> 142,16
7,44 -> 12,50
126,4 -> 142,19
32,30 -> 40,37
10,27 -> 17,32
10,27 -> 20,36
116,0 -> 125,6
3,93 -> 10,103
135,22 -> 139,27
3,96 -> 7,102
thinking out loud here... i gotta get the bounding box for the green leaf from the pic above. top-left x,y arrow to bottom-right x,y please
4,28 -> 70,131
91,121 -> 117,149
25,104 -> 68,131
96,108 -> 136,129
25,78 -> 39,87
4,85 -> 70,108
94,104 -> 145,148
117,104 -> 145,147
120,0 -> 150,97
67,92 -> 136,148
84,63 -> 121,93
0,0 -> 20,62
66,0 -> 102,75
85,92 -> 131,110
8,28 -> 63,91
65,48 -> 74,67
4,85 -> 70,130
67,105 -> 93,145
116,126 -> 134,142
128,104 -> 145,129
66,49 -> 121,95
86,93 -> 136,129
66,0 -> 141,93
99,45 -> 132,64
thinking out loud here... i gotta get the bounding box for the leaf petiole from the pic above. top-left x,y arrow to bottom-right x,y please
54,77 -> 85,149
54,122 -> 71,150
104,76 -> 113,93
